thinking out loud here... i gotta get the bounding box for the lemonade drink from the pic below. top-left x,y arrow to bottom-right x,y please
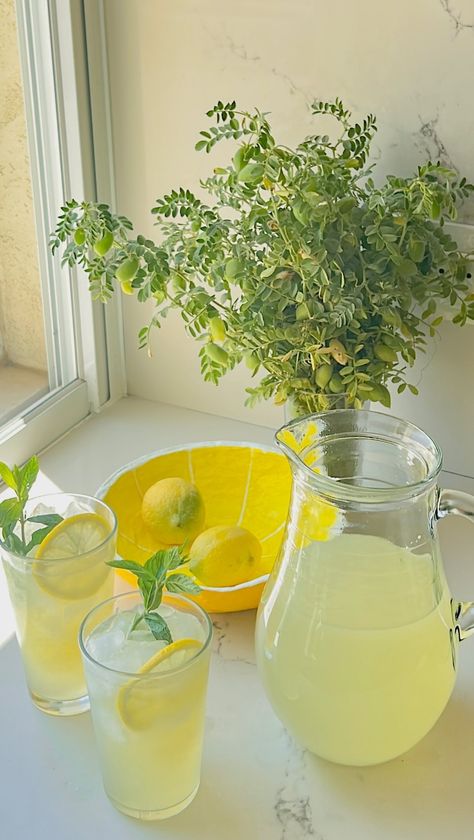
256,533 -> 456,765
80,591 -> 212,820
1,494 -> 116,715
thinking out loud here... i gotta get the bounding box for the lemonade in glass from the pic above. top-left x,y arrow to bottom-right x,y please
79,590 -> 212,820
1,493 -> 116,715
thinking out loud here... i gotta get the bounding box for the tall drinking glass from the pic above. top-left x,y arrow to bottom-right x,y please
1,493 -> 116,715
80,591 -> 213,820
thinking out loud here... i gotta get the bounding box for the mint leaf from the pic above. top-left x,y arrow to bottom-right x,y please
129,611 -> 145,633
17,457 -> 39,502
166,545 -> 187,571
107,558 -> 151,576
166,573 -> 201,594
0,463 -> 17,492
26,521 -> 62,553
109,546 -> 198,649
143,550 -> 169,582
27,513 -> 63,527
144,612 -> 173,643
3,532 -> 28,556
0,498 -> 23,534
145,546 -> 184,579
139,577 -> 163,612
0,456 -> 40,552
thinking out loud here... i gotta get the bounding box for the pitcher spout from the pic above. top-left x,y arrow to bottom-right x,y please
275,414 -> 325,475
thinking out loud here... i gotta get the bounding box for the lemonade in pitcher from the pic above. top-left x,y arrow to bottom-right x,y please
256,533 -> 455,765
256,410 -> 474,766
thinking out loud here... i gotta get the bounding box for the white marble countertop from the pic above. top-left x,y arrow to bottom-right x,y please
1,397 -> 474,840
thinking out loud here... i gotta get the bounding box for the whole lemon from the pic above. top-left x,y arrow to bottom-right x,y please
189,525 -> 262,586
141,478 -> 205,545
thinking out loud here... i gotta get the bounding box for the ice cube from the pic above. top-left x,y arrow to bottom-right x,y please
22,502 -> 57,545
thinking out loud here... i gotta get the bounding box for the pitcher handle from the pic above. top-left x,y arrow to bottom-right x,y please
437,488 -> 474,640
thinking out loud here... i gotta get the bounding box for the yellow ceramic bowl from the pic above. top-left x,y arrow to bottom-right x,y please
96,442 -> 291,612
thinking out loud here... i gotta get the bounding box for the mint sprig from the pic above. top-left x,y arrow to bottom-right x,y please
108,546 -> 201,643
0,457 -> 63,555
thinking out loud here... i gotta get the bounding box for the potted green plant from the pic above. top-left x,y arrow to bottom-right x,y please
51,99 -> 474,416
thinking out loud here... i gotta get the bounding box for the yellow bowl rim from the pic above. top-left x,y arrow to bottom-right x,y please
95,440 -> 286,594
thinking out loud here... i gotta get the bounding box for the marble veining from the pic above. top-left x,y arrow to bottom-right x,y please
439,0 -> 474,34
225,34 -> 260,64
274,734 -> 322,840
415,114 -> 456,170
212,615 -> 256,666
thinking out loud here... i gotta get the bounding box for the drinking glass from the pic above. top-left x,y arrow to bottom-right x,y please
80,590 -> 213,820
1,492 -> 116,715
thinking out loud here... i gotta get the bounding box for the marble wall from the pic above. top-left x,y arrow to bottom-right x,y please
0,0 -> 47,371
104,0 -> 474,478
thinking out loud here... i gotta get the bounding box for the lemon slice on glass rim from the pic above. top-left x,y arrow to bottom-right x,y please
32,513 -> 111,600
117,637 -> 203,730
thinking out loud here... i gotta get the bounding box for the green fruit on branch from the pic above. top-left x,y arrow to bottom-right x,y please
209,316 -> 226,343
374,343 -> 398,363
93,230 -> 114,257
367,382 -> 391,407
205,343 -> 229,366
244,351 -> 259,373
116,258 -> 139,284
328,372 -> 345,394
315,364 -> 333,389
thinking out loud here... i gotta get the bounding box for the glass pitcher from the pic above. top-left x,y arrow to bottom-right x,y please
255,410 -> 474,766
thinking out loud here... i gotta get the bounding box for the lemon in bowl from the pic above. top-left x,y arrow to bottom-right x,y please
189,525 -> 263,587
141,477 -> 205,545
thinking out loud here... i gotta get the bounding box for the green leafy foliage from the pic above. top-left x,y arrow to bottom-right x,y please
50,100 -> 474,414
108,546 -> 200,644
0,456 -> 62,554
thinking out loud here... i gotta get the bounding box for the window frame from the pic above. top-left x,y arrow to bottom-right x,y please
0,0 -> 125,465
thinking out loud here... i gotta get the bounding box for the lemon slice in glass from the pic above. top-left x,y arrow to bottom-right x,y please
32,513 -> 112,600
117,637 -> 203,730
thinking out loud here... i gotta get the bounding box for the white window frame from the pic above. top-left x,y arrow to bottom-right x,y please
0,0 -> 125,465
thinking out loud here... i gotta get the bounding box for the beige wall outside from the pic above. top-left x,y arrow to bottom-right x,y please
0,0 -> 47,372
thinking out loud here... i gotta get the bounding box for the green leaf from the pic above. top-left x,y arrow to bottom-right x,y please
3,532 -> 28,555
26,523 -> 60,553
107,557 -> 151,576
17,456 -> 39,501
166,573 -> 201,594
408,238 -> 425,263
397,259 -> 417,278
0,498 -> 23,533
27,513 -> 63,528
237,163 -> 264,184
144,612 -> 173,644
140,577 -> 163,612
145,546 -> 184,578
0,463 -> 17,492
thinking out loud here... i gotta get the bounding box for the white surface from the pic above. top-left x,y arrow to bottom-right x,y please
103,0 -> 474,464
1,397 -> 474,839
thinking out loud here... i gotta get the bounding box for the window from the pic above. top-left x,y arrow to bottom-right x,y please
0,0 -> 124,465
